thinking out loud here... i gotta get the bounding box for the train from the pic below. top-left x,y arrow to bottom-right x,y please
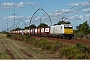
10,24 -> 74,39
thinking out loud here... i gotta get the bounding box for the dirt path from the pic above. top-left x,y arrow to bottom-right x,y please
0,34 -> 10,59
0,33 -> 34,59
0,33 -> 58,59
0,34 -> 54,59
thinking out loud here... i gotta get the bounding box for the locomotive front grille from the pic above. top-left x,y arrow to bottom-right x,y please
64,29 -> 73,34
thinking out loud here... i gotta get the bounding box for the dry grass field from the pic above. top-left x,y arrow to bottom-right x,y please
0,33 -> 57,59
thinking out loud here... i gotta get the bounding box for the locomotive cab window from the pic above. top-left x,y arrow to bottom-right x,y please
61,26 -> 62,29
64,26 -> 72,29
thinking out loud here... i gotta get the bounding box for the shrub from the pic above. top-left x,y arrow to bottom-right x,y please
30,37 -> 36,43
59,44 -> 90,59
0,53 -> 1,56
24,35 -> 31,42
76,32 -> 84,38
75,53 -> 87,59
38,39 -> 48,47
2,32 -> 9,34
75,44 -> 90,53
41,42 -> 51,50
34,39 -> 51,50
60,46 -> 76,58
50,42 -> 62,52
6,34 -> 11,37
34,40 -> 39,47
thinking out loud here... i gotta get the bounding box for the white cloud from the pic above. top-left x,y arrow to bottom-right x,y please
2,16 -> 31,21
82,8 -> 90,13
85,14 -> 90,20
49,9 -> 76,18
49,12 -> 61,17
68,2 -> 90,7
16,2 -> 24,8
25,2 -> 40,7
67,15 -> 84,20
3,16 -> 14,20
26,20 -> 30,22
0,2 -> 40,10
68,2 -> 80,7
60,9 -> 76,13
86,14 -> 90,17
81,2 -> 90,7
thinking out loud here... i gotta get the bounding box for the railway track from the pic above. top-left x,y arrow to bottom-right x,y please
31,36 -> 90,46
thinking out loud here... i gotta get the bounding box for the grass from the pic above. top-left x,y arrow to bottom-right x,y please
59,44 -> 90,59
6,34 -> 90,59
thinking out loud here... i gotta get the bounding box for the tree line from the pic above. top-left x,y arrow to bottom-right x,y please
12,20 -> 90,39
13,20 -> 71,30
75,21 -> 90,39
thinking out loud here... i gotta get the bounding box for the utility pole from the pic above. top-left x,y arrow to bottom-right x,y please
12,12 -> 17,29
40,18 -> 41,25
40,18 -> 41,36
7,22 -> 8,32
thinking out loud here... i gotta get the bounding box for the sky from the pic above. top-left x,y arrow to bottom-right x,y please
0,0 -> 90,32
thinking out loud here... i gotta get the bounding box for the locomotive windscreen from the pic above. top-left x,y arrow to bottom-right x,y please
64,26 -> 73,29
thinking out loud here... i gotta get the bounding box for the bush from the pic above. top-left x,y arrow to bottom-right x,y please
59,44 -> 90,59
76,32 -> 84,38
30,37 -> 36,43
2,32 -> 9,34
75,53 -> 87,59
34,39 -> 49,49
34,40 -> 63,51
6,34 -> 11,37
0,53 -> 1,56
60,46 -> 76,58
38,39 -> 48,50
50,42 -> 62,52
75,44 -> 90,53
42,42 -> 51,50
33,39 -> 51,50
22,35 -> 30,42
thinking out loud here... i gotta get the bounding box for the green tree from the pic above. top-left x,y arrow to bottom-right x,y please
25,24 -> 36,29
56,21 -> 71,25
24,26 -> 29,29
30,24 -> 36,28
76,21 -> 90,34
13,27 -> 21,31
37,23 -> 48,28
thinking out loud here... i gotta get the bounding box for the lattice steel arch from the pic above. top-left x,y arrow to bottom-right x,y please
16,20 -> 27,28
29,8 -> 52,27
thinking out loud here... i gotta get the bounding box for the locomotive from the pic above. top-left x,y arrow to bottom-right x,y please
10,24 -> 74,39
